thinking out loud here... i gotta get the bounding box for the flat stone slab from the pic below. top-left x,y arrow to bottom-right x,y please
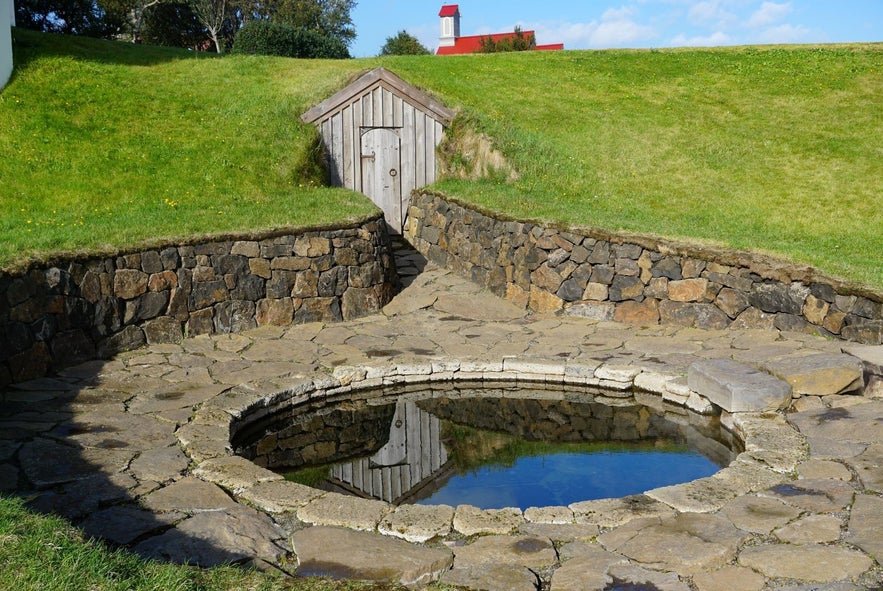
134,504 -> 288,567
775,514 -> 843,544
570,495 -> 676,527
129,446 -> 190,482
141,476 -> 234,513
847,494 -> 883,563
688,359 -> 791,412
378,503 -> 454,543
19,438 -> 135,487
192,455 -> 282,491
80,505 -> 183,545
601,513 -> 748,576
453,505 -> 523,536
434,293 -> 525,321
763,353 -> 864,396
551,544 -> 628,591
691,565 -> 766,591
453,535 -> 557,570
297,492 -> 388,531
291,526 -> 453,587
518,522 -> 599,543
237,479 -> 324,513
606,564 -> 690,591
738,544 -> 873,583
720,494 -> 803,534
441,564 -> 538,591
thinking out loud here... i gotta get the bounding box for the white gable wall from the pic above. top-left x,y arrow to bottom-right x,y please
0,0 -> 13,91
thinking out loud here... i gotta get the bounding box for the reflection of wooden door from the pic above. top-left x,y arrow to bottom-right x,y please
360,128 -> 403,233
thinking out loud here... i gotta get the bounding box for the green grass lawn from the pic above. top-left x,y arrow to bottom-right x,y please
2,31 -> 881,287
381,46 -> 883,289
0,495 -> 406,591
0,30 -> 376,272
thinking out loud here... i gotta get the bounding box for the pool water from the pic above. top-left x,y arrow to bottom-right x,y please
276,387 -> 736,510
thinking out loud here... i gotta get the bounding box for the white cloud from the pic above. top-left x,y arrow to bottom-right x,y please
688,0 -> 737,27
747,2 -> 792,28
528,6 -> 657,49
757,23 -> 812,43
671,31 -> 733,47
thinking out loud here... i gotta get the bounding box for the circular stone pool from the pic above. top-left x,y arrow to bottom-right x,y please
232,382 -> 741,510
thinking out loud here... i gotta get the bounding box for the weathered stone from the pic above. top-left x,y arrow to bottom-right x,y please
298,493 -> 388,531
603,513 -> 746,576
803,294 -> 830,325
738,544 -> 872,583
529,286 -> 564,313
143,316 -> 182,344
292,526 -> 452,587
256,298 -> 294,326
842,319 -> 883,346
557,278 -> 584,301
135,504 -> 288,567
99,325 -> 146,358
524,505 -> 573,524
378,504 -> 454,543
692,566 -> 766,591
435,293 -> 524,321
341,287 -> 381,320
652,257 -> 682,280
720,494 -> 802,534
442,565 -> 538,591
775,514 -> 842,544
193,456 -> 282,492
141,477 -> 234,513
114,269 -> 149,299
731,307 -> 777,330
609,275 -> 644,301
551,544 -> 628,591
19,437 -> 134,487
129,446 -> 190,482
294,297 -> 341,323
454,535 -> 557,570
80,505 -> 181,546
688,359 -> 791,412
764,353 -> 864,396
797,459 -> 853,481
518,522 -> 599,543
614,299 -> 660,325
563,301 -> 615,321
660,301 -> 730,329
571,495 -> 675,528
582,282 -> 609,301
453,505 -> 523,536
238,480 -> 325,513
668,278 -> 708,302
759,478 -> 856,513
749,282 -> 810,315
847,494 -> 883,563
715,288 -> 749,318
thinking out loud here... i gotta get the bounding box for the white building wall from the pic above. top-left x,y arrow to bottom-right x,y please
0,0 -> 13,91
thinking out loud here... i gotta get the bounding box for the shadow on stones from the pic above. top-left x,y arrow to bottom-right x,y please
816,407 -> 852,424
1,362 -> 258,571
604,578 -> 662,591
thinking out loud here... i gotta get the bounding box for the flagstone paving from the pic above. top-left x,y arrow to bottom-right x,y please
0,244 -> 881,590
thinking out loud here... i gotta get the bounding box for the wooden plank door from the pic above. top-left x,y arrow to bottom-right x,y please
360,128 -> 403,233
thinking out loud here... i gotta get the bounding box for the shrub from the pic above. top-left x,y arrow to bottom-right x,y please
232,20 -> 349,59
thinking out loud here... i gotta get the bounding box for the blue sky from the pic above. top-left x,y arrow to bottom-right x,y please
349,1 -> 883,57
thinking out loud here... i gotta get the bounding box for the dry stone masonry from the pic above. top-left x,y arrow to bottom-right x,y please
404,191 -> 883,345
0,216 -> 398,386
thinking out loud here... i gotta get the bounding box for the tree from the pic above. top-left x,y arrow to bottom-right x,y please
142,1 -> 204,48
232,19 -> 348,58
256,0 -> 356,47
379,30 -> 429,56
189,0 -> 227,52
15,0 -> 122,36
480,26 -> 535,53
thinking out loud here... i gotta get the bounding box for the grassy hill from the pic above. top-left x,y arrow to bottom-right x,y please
1,30 -> 881,290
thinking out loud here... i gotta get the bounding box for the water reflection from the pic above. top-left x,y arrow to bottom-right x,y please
244,386 -> 739,509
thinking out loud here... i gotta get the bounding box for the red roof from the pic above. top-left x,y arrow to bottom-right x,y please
439,4 -> 459,17
436,31 -> 564,55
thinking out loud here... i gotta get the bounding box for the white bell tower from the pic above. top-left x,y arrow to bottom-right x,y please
439,4 -> 460,48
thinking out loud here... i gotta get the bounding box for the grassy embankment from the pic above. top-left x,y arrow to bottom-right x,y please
1,32 -> 881,287
1,29 -> 881,590
381,45 -> 883,289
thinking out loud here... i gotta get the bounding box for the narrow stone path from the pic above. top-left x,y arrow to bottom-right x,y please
1,243 -> 881,590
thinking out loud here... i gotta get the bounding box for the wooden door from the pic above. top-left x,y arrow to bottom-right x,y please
360,128 -> 403,233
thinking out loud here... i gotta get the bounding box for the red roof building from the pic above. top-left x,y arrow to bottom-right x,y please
436,4 -> 563,55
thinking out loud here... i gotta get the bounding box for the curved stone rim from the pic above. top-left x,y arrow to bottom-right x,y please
181,357 -> 807,541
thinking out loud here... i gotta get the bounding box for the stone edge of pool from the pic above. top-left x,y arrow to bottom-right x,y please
183,357 -> 820,543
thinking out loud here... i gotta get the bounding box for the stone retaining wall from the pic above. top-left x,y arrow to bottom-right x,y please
404,192 -> 883,345
0,216 -> 399,386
